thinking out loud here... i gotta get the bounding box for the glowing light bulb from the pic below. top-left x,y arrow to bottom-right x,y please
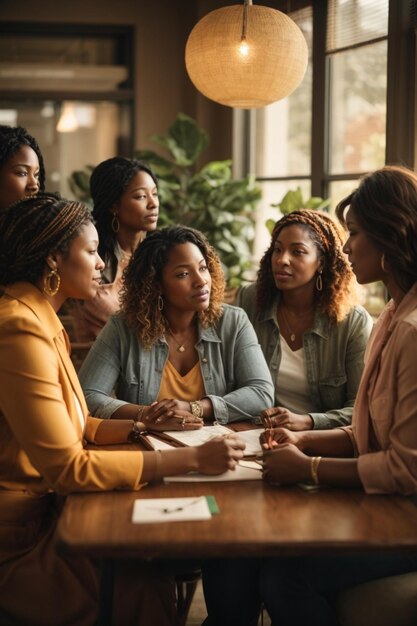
238,39 -> 249,57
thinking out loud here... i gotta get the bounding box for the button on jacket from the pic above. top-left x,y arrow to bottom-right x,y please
236,283 -> 373,429
79,304 -> 274,424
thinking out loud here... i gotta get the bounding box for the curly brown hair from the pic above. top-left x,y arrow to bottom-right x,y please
256,209 -> 357,322
120,225 -> 225,349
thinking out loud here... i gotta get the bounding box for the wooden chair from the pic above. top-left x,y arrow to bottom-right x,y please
176,570 -> 201,626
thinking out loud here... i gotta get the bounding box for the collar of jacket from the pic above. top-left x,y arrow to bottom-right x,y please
4,281 -> 63,341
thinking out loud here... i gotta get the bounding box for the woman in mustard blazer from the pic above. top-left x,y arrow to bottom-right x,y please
0,193 -> 244,626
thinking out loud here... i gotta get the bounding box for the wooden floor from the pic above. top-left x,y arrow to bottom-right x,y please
186,580 -> 271,625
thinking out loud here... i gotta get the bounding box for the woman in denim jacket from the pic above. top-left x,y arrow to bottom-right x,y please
235,209 -> 373,431
79,225 -> 274,428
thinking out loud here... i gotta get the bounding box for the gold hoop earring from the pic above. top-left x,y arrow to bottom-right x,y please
43,269 -> 61,296
158,295 -> 164,311
381,254 -> 387,272
316,271 -> 323,292
111,214 -> 120,233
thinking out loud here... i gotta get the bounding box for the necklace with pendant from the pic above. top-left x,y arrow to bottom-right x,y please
167,327 -> 186,352
281,307 -> 296,342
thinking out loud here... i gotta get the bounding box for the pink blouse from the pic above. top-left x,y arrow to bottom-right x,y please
348,283 -> 417,494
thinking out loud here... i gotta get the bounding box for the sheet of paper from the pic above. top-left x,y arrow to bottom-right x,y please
132,496 -> 212,523
162,424 -> 233,447
164,460 -> 262,483
160,424 -> 262,457
145,436 -> 177,451
234,428 -> 264,456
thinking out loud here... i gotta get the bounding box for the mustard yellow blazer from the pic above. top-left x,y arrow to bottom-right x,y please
0,282 -> 144,625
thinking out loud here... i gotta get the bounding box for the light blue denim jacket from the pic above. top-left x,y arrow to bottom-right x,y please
78,304 -> 274,424
236,283 -> 373,429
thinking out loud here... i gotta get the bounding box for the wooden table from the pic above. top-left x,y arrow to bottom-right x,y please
56,480 -> 417,560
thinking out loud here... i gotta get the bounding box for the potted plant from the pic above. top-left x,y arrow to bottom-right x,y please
266,187 -> 331,234
135,114 -> 261,287
68,113 -> 261,288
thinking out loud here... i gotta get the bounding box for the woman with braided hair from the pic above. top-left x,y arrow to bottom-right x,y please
235,209 -> 373,432
0,193 -> 245,625
0,124 -> 45,210
72,156 -> 159,341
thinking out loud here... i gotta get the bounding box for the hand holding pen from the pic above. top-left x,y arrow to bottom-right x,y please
260,412 -> 303,450
260,410 -> 274,450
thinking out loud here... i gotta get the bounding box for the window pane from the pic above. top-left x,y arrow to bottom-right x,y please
328,40 -> 387,175
328,179 -> 359,212
327,0 -> 388,51
254,7 -> 312,178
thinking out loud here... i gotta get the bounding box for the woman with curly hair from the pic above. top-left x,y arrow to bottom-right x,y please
79,225 -> 274,427
0,124 -> 45,210
235,209 -> 373,431
72,156 -> 159,341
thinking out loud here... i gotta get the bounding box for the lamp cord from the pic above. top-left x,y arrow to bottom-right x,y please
242,0 -> 252,41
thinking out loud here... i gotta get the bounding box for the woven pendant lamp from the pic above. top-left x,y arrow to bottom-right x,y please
185,0 -> 308,109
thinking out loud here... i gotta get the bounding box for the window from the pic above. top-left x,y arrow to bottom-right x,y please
251,5 -> 313,262
0,24 -> 134,198
240,0 -> 413,315
326,0 -> 388,207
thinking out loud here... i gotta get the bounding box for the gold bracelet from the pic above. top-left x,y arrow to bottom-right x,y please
189,400 -> 203,419
134,405 -> 145,423
310,456 -> 322,485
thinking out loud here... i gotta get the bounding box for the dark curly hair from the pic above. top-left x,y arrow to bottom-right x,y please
0,125 -> 45,191
257,209 -> 357,322
120,225 -> 225,349
90,156 -> 158,278
0,192 -> 92,286
336,165 -> 417,294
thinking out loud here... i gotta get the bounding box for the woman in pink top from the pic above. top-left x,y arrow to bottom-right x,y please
203,166 -> 417,626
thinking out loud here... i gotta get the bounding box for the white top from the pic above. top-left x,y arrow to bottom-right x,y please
275,336 -> 316,414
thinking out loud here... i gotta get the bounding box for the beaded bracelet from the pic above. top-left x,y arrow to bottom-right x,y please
310,456 -> 322,485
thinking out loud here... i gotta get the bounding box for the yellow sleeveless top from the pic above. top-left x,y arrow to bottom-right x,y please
157,359 -> 205,401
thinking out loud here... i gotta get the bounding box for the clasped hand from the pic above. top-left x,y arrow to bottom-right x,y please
143,398 -> 203,431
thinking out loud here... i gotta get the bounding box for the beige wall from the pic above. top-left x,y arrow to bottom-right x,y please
0,0 -> 233,163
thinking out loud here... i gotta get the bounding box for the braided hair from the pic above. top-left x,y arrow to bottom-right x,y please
90,157 -> 158,277
0,125 -> 46,191
336,166 -> 417,294
120,225 -> 225,349
0,192 -> 92,286
257,209 -> 357,322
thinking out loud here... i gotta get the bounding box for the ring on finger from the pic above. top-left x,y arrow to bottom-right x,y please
181,417 -> 186,429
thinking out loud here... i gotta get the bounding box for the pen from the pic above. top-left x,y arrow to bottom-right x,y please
150,497 -> 203,514
261,413 -> 273,449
